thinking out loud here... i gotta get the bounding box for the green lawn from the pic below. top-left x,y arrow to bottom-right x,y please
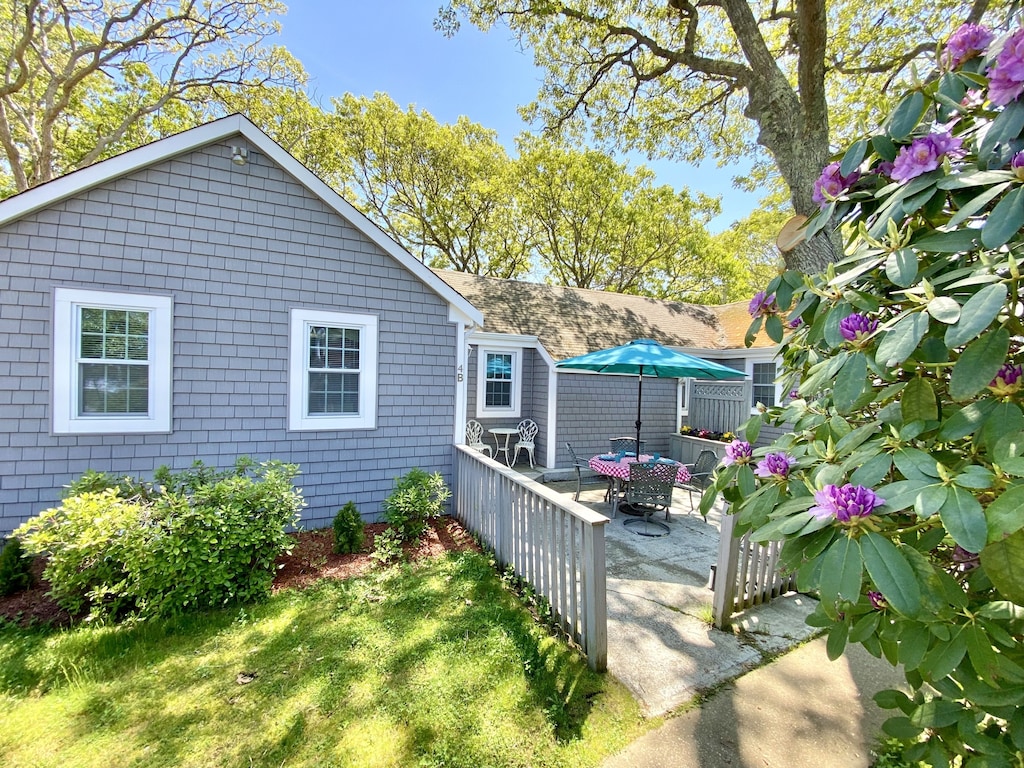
0,550 -> 648,767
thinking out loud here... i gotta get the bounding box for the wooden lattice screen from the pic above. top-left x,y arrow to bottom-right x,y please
689,379 -> 751,433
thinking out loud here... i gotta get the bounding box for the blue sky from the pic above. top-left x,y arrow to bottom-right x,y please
275,1 -> 760,231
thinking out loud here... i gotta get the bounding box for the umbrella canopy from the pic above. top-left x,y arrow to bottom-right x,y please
556,339 -> 746,454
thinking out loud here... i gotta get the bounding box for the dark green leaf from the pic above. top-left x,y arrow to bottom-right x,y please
901,377 -> 938,423
983,402 -> 1024,454
861,532 -> 921,617
887,91 -> 926,140
985,485 -> 1024,543
964,624 -> 1001,685
938,485 -> 988,553
834,352 -> 867,413
949,181 -> 1012,228
765,314 -> 784,343
821,535 -> 864,608
911,228 -> 980,253
849,611 -> 881,643
926,296 -> 960,324
981,529 -> 1024,604
982,185 -> 1024,249
910,698 -> 964,728
914,484 -> 947,517
897,622 -> 932,671
884,247 -> 918,287
882,716 -> 924,740
949,327 -> 1010,401
893,447 -> 941,479
878,479 -> 935,512
979,99 -> 1024,163
826,620 -> 849,660
945,284 -> 1007,349
952,465 -> 993,490
823,303 -> 855,348
919,627 -> 966,679
876,312 -> 929,366
871,134 -> 898,162
840,138 -> 869,177
851,453 -> 893,488
938,401 -> 998,441
874,688 -> 913,711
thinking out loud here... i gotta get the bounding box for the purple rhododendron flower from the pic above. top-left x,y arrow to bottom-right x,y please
809,484 -> 885,523
754,452 -> 796,479
989,362 -> 1023,395
788,317 -> 804,329
812,161 -> 860,209
953,545 -> 980,571
988,29 -> 1024,106
1012,151 -> 1024,180
868,591 -> 888,611
839,313 -> 879,342
748,291 -> 777,318
722,440 -> 753,466
943,23 -> 994,68
890,132 -> 963,183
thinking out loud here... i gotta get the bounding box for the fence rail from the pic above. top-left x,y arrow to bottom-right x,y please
452,445 -> 609,671
712,509 -> 798,627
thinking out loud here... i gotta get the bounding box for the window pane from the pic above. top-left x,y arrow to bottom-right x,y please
486,381 -> 512,408
486,353 -> 512,380
79,363 -> 148,415
308,372 -> 359,414
752,362 -> 777,407
309,325 -> 359,370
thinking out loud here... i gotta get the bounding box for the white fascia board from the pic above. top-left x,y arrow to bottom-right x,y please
673,345 -> 781,360
0,114 -> 483,327
466,331 -> 539,347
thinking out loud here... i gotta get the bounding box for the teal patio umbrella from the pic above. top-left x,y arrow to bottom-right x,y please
555,339 -> 746,455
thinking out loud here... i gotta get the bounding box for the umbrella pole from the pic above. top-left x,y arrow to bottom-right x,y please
635,368 -> 643,457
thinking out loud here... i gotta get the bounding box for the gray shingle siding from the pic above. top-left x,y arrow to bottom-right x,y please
554,372 -> 676,466
0,140 -> 459,535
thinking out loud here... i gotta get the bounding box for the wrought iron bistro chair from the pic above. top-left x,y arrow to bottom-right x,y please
565,442 -> 595,502
465,419 -> 492,457
513,419 -> 539,468
678,449 -> 720,508
622,461 -> 677,537
609,436 -> 646,456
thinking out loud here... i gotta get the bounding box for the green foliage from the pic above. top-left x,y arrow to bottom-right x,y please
15,459 -> 304,620
382,468 -> 451,542
332,501 -> 365,555
706,27 -> 1024,766
0,537 -> 31,596
369,528 -> 406,568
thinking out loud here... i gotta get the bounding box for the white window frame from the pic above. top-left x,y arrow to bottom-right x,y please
678,377 -> 691,420
476,346 -> 522,418
288,308 -> 378,431
53,288 -> 173,435
748,358 -> 781,412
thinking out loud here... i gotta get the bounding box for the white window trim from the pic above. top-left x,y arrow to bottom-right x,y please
53,288 -> 173,435
288,308 -> 378,431
678,377 -> 691,421
748,357 -> 782,413
476,346 -> 522,418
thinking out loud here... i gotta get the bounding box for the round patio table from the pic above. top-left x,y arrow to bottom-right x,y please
588,454 -> 690,518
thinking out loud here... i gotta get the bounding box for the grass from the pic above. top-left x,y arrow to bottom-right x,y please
0,550 -> 647,767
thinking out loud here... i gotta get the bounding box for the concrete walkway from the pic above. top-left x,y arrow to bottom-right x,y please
543,478 -> 907,766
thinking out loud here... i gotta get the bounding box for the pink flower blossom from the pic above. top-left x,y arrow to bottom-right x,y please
988,29 -> 1024,106
812,161 -> 860,209
809,484 -> 885,523
748,291 -> 778,318
942,23 -> 994,68
839,313 -> 879,342
722,440 -> 753,466
890,132 -> 963,183
754,453 -> 796,479
989,362 -> 1023,396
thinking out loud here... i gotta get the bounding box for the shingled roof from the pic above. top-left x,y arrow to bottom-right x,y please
434,270 -> 774,361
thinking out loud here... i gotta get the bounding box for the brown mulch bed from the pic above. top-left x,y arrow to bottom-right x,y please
0,516 -> 480,629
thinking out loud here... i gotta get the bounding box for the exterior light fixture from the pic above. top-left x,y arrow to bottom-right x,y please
231,146 -> 248,166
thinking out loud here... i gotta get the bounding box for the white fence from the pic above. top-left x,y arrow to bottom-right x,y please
712,510 -> 798,627
689,379 -> 751,433
452,445 -> 609,671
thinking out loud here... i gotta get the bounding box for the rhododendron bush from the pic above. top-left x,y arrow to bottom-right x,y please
703,23 -> 1024,766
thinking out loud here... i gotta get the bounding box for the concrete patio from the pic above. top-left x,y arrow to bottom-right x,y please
543,476 -> 820,717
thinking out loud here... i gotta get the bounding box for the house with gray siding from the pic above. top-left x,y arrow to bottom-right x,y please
434,271 -> 783,468
0,115 -> 482,536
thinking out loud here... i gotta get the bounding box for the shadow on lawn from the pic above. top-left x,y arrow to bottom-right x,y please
0,550 -> 606,766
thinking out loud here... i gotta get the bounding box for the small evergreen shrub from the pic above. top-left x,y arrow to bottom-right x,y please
381,468 -> 451,541
15,458 -> 305,620
332,501 -> 365,554
0,536 -> 32,596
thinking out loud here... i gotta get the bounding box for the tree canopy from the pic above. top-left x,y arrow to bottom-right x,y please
439,0 -> 1001,272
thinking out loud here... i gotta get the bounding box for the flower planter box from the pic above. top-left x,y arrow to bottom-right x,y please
668,434 -> 730,465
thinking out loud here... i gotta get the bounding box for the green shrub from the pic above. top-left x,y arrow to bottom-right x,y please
381,468 -> 451,541
15,458 -> 304,620
0,537 -> 32,596
369,528 -> 405,567
332,501 -> 365,554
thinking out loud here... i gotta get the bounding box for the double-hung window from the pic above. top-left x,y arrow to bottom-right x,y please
476,347 -> 521,417
53,288 -> 172,434
751,361 -> 778,409
289,309 -> 377,431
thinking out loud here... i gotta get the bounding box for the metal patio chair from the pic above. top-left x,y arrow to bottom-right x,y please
609,436 -> 646,456
465,419 -> 492,457
678,449 -> 720,508
622,461 -> 676,537
513,419 -> 538,467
